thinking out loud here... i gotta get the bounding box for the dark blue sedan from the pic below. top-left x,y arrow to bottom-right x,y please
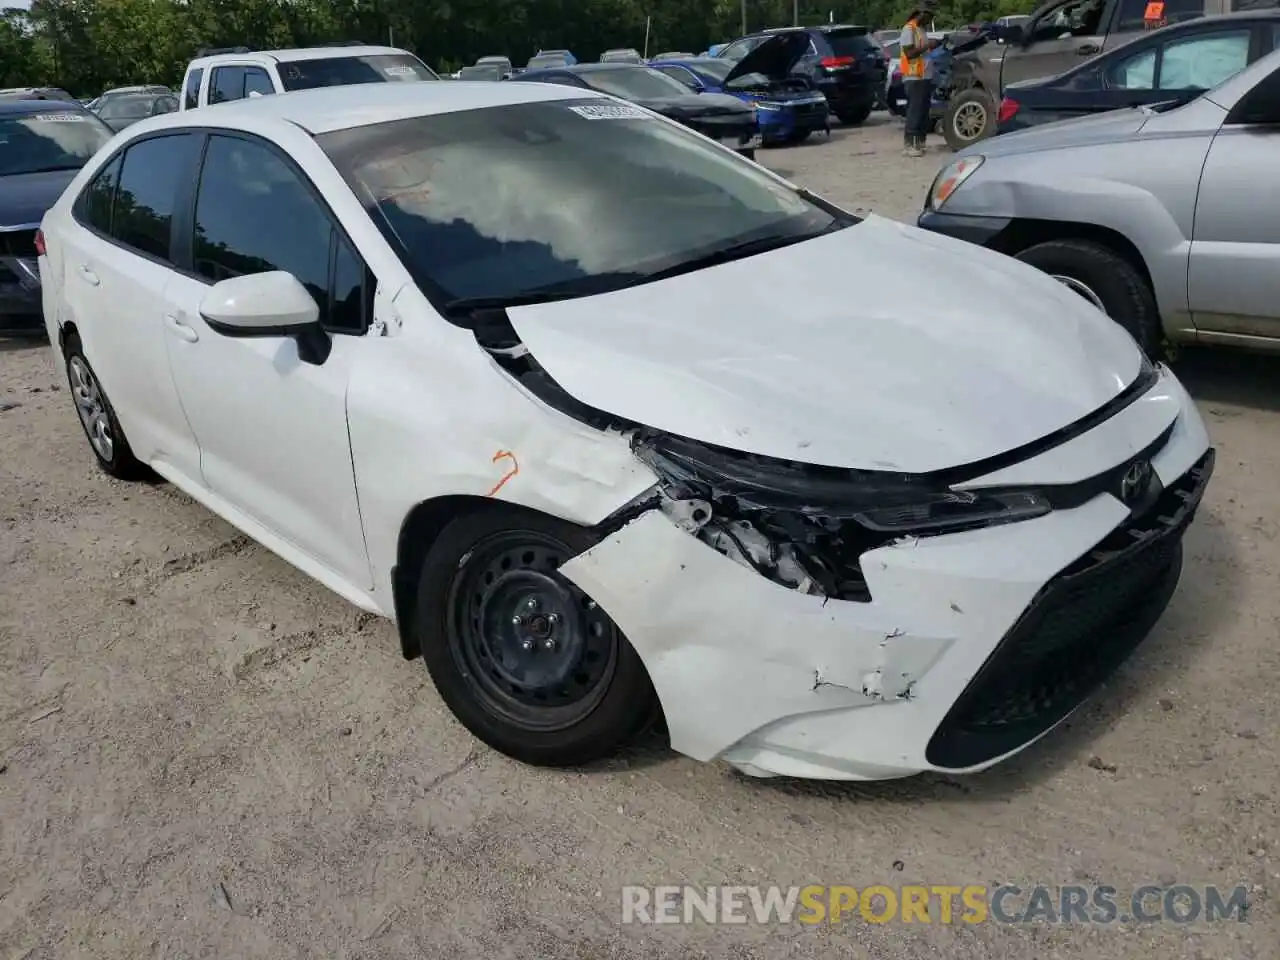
649,34 -> 830,145
1,99 -> 114,336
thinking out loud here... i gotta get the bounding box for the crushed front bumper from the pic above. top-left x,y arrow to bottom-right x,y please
0,246 -> 43,336
560,366 -> 1212,780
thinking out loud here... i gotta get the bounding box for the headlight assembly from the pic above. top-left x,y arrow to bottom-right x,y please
928,154 -> 984,210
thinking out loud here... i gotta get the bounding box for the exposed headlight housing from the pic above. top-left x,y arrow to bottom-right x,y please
633,432 -> 1051,602
754,101 -> 784,111
928,154 -> 984,210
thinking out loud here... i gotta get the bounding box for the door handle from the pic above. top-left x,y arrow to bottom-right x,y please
77,264 -> 100,286
164,313 -> 199,343
1076,42 -> 1100,55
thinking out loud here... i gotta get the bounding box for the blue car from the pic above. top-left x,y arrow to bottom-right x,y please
650,33 -> 829,145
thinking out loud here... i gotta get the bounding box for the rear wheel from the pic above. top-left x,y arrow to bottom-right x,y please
1014,239 -> 1162,356
415,507 -> 658,766
63,334 -> 151,480
942,88 -> 995,150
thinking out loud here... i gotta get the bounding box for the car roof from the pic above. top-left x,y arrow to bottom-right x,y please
133,78 -> 599,135
0,99 -> 91,116
188,45 -> 410,68
760,23 -> 868,34
541,62 -> 645,74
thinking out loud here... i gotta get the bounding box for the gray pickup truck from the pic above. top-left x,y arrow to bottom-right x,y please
943,0 -> 1251,148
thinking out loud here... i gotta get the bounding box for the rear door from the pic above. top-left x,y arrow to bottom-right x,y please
60,132 -> 204,477
207,64 -> 276,104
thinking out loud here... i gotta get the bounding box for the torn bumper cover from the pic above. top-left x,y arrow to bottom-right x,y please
559,368 -> 1212,780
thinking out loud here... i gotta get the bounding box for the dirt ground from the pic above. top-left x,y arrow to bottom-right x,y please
2,114 -> 1278,960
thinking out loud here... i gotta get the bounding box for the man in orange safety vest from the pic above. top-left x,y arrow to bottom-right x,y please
899,0 -> 941,157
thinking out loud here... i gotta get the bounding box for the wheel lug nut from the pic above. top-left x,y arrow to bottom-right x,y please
542,638 -> 556,650
547,613 -> 560,626
511,615 -> 522,626
525,598 -> 539,612
520,639 -> 534,651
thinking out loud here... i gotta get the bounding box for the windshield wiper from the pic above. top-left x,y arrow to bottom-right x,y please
638,223 -> 842,284
442,275 -> 640,316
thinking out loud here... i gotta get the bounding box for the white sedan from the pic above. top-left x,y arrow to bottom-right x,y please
37,81 -> 1213,780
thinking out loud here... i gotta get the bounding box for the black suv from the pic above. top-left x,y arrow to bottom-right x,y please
715,24 -> 885,124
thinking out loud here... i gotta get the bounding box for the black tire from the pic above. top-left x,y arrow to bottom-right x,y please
787,130 -> 813,144
63,333 -> 151,481
415,507 -> 658,767
942,88 -> 995,151
1014,239 -> 1161,355
738,147 -> 757,162
836,103 -> 873,125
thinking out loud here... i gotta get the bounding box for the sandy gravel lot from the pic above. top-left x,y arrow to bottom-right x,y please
2,114 -> 1278,960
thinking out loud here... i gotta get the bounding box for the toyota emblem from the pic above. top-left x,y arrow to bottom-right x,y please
1119,459 -> 1152,505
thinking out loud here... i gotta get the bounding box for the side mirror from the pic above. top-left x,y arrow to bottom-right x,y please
200,271 -> 331,364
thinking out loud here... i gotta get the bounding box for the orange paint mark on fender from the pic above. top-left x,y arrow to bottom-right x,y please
486,449 -> 519,497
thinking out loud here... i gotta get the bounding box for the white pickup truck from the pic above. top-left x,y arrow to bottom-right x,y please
179,44 -> 438,110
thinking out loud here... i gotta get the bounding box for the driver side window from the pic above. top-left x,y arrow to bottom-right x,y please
655,65 -> 697,88
1036,0 -> 1106,39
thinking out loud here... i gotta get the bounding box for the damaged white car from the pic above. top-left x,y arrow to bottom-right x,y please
38,81 -> 1214,781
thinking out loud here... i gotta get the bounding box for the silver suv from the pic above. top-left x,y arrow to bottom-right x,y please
917,46 -> 1280,356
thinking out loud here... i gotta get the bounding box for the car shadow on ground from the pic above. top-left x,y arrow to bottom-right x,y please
1176,347 -> 1280,413
0,336 -> 46,354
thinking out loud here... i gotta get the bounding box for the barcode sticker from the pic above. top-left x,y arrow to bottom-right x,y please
567,103 -> 652,120
32,113 -> 86,122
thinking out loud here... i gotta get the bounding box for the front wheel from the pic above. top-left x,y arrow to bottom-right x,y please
1014,239 -> 1162,356
415,507 -> 659,766
942,88 -> 996,150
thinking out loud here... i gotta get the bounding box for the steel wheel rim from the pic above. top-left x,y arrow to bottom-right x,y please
953,101 -> 986,140
1051,274 -> 1108,314
446,530 -> 618,732
68,356 -> 114,461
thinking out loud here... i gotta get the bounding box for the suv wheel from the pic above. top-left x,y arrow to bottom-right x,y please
942,88 -> 996,150
1014,239 -> 1162,356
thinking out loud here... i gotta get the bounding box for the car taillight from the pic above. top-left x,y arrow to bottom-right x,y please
34,228 -> 46,257
997,97 -> 1019,123
820,55 -> 855,68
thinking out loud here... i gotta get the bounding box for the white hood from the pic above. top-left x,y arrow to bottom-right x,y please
507,215 -> 1143,473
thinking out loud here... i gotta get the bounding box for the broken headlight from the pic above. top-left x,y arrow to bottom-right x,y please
634,433 -> 1052,602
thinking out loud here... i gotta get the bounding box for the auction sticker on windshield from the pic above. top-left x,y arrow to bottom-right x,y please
384,65 -> 418,77
31,113 -> 86,122
567,103 -> 653,120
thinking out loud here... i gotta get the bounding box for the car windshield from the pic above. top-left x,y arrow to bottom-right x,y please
97,95 -> 158,120
582,67 -> 692,99
602,50 -> 642,62
318,99 -> 845,307
0,111 -> 113,176
459,66 -> 503,81
278,54 -> 438,91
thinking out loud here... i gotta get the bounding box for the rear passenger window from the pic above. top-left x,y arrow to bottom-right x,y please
192,134 -> 366,332
244,68 -> 274,97
112,134 -> 202,260
79,154 -> 122,235
210,66 -> 246,104
184,68 -> 203,109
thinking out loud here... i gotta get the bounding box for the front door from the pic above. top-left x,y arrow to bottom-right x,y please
162,131 -> 373,588
1188,112 -> 1280,339
1001,0 -> 1121,86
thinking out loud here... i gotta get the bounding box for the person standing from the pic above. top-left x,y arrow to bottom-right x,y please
899,0 -> 941,157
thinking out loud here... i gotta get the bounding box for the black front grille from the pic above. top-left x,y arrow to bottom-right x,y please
926,449 -> 1215,770
0,228 -> 38,259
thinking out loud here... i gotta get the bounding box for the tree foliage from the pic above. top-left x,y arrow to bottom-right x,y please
0,0 -> 1036,94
